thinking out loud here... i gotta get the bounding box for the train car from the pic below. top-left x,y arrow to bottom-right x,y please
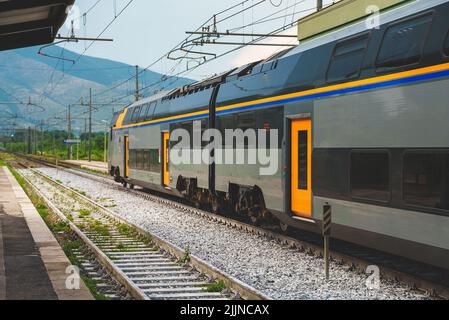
109,0 -> 449,269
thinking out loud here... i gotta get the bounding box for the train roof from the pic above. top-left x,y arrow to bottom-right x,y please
284,0 -> 448,58
129,0 -> 447,108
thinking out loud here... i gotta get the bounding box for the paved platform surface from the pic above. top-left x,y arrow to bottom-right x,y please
63,160 -> 108,173
0,166 -> 93,300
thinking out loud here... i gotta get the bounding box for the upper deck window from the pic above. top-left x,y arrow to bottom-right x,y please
138,104 -> 150,122
131,106 -> 142,123
444,31 -> 449,56
326,34 -> 369,83
376,14 -> 433,69
122,108 -> 134,125
145,102 -> 157,121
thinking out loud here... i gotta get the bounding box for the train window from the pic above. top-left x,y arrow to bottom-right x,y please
123,108 -> 134,125
256,107 -> 283,148
403,152 -> 449,211
129,150 -> 137,169
298,131 -> 308,190
149,149 -> 161,173
137,151 -> 144,170
376,14 -> 433,69
444,31 -> 449,55
145,102 -> 157,120
143,151 -> 150,171
218,115 -> 235,147
236,112 -> 256,148
170,121 -> 193,149
131,106 -> 142,123
139,104 -> 150,122
351,152 -> 390,202
326,34 -> 369,83
192,118 -> 203,149
261,61 -> 275,73
237,112 -> 255,129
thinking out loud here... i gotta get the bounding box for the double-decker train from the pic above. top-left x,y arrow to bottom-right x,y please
109,0 -> 449,270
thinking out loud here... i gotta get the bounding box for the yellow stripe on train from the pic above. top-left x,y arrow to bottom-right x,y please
114,62 -> 449,130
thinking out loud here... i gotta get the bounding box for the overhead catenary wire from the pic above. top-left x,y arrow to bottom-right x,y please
84,0 -> 273,103
228,0 -> 307,32
77,1 -> 306,114
136,18 -> 302,98
37,0 -> 105,104
50,0 -> 311,129
39,0 -> 134,108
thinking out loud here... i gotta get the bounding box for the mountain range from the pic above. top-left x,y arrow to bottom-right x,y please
0,45 -> 192,132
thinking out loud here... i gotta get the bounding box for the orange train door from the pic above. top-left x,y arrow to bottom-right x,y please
124,135 -> 129,178
162,132 -> 170,186
291,118 -> 312,218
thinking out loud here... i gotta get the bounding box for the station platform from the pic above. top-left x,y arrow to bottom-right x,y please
0,166 -> 93,300
63,160 -> 108,174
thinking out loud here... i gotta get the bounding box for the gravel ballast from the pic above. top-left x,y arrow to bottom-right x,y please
26,167 -> 433,300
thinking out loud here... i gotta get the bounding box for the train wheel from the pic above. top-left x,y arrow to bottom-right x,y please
280,221 -> 289,233
130,184 -> 135,190
250,215 -> 261,226
114,168 -> 121,182
211,200 -> 219,213
209,193 -> 222,214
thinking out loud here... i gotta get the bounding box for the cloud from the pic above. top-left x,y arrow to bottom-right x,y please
230,27 -> 298,67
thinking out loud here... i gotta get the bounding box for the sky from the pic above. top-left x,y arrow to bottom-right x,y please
63,0 -> 331,80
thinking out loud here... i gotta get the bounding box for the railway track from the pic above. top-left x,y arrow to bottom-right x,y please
11,153 -> 449,299
14,160 -> 268,301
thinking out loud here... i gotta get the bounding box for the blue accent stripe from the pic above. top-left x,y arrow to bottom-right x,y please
116,68 -> 449,131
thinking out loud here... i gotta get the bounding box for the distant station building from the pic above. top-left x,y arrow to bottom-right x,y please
0,0 -> 75,51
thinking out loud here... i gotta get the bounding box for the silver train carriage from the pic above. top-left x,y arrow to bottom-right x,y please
109,0 -> 449,270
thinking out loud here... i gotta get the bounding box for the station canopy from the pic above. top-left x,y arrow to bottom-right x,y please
0,0 -> 74,51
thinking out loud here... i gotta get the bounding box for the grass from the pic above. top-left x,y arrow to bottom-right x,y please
117,223 -> 134,237
178,246 -> 191,264
76,223 -> 86,230
203,280 -> 227,293
73,189 -> 87,197
80,276 -> 111,300
140,235 -> 153,246
78,209 -> 92,218
52,221 -> 71,233
36,203 -> 49,219
86,219 -> 110,237
0,152 -> 16,164
116,242 -> 127,251
82,167 -> 109,177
